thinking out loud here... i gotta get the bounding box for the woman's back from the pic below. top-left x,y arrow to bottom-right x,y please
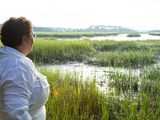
0,46 -> 50,120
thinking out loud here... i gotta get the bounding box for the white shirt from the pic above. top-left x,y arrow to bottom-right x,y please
0,46 -> 50,120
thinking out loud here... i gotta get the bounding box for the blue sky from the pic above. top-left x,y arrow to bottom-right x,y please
0,0 -> 160,30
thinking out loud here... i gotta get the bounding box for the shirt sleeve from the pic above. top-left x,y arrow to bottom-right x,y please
1,62 -> 34,120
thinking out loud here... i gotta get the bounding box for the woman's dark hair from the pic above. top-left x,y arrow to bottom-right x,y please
0,17 -> 32,48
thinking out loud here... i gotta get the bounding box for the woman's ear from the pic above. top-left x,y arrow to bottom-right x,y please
22,35 -> 33,48
22,35 -> 28,41
21,36 -> 29,47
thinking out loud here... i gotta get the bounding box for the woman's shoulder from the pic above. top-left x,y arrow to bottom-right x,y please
0,56 -> 36,85
1,55 -> 32,69
0,56 -> 36,78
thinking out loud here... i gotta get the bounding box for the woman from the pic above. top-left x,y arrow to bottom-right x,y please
0,17 -> 50,120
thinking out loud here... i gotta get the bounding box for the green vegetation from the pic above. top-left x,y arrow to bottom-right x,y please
89,50 -> 156,68
42,69 -> 107,120
28,38 -> 160,68
149,33 -> 160,36
1,36 -> 159,68
127,33 -> 141,37
28,39 -> 95,63
35,32 -> 118,38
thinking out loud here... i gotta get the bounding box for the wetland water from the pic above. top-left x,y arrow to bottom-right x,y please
57,34 -> 160,41
40,62 -> 140,93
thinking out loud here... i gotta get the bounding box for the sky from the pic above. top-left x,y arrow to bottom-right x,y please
0,0 -> 160,30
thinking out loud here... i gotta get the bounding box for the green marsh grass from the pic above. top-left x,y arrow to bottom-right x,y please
41,67 -> 160,120
90,50 -> 156,68
36,32 -> 118,38
1,38 -> 159,68
28,39 -> 95,63
91,40 -> 147,52
28,39 -> 160,68
127,33 -> 141,37
108,71 -> 139,95
40,69 -> 108,120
